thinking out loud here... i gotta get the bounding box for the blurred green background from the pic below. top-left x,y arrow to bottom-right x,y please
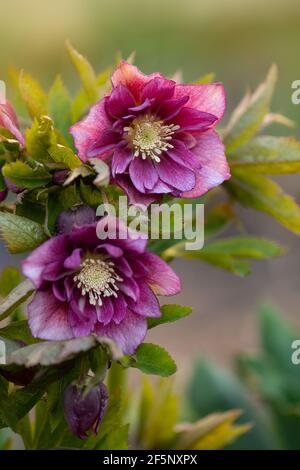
1,0 -> 300,126
2,0 -> 300,376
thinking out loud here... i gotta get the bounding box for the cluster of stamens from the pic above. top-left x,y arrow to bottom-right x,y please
74,258 -> 123,306
124,114 -> 180,163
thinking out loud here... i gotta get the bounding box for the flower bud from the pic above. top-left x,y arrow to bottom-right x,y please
64,382 -> 108,439
56,205 -> 96,234
53,170 -> 69,185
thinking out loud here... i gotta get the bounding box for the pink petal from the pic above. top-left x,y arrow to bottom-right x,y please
139,253 -> 182,295
27,289 -> 73,340
70,99 -> 111,162
22,235 -> 68,288
95,309 -> 147,355
115,175 -> 160,207
0,102 -> 25,146
128,282 -> 161,317
181,130 -> 231,198
111,61 -> 163,101
129,158 -> 158,192
105,84 -> 135,118
112,147 -> 132,177
156,156 -> 196,192
174,83 -> 226,123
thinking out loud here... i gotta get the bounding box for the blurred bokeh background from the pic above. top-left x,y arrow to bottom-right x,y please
1,0 -> 300,379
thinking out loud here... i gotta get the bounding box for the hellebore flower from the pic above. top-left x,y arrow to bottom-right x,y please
22,218 -> 181,354
70,61 -> 230,206
64,382 -> 108,439
0,100 -> 24,147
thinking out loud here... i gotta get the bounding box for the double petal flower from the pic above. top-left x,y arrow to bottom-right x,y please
71,61 -> 230,206
22,218 -> 181,355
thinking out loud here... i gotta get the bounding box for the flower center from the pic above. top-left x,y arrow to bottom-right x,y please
124,114 -> 180,162
73,258 -> 123,306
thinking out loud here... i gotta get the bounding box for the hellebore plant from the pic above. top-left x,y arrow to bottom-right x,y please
0,44 -> 300,450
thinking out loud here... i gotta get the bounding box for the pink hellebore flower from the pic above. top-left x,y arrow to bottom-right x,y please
70,61 -> 230,206
22,218 -> 181,355
0,101 -> 24,147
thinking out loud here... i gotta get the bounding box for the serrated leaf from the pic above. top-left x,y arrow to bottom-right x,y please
25,116 -> 56,164
224,65 -> 277,152
0,212 -> 47,254
229,135 -> 300,174
191,252 -> 251,277
148,304 -> 192,329
2,160 -> 52,189
0,279 -> 34,322
226,172 -> 300,234
79,180 -> 102,207
6,335 -> 122,368
48,144 -> 81,170
66,41 -> 98,104
131,343 -> 177,377
19,71 -> 47,119
48,76 -> 72,143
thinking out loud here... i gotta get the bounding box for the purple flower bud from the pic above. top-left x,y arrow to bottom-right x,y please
56,205 -> 97,234
64,382 -> 108,439
53,170 -> 69,185
0,189 -> 7,202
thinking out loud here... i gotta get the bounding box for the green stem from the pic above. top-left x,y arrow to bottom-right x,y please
107,362 -> 127,396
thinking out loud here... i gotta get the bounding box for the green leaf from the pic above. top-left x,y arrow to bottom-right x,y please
96,424 -> 129,450
0,267 -> 21,298
25,117 -> 56,164
0,212 -> 47,253
187,358 -> 276,449
48,144 -> 81,170
189,252 -> 251,277
226,171 -> 300,235
66,41 -> 98,104
19,71 -> 47,119
48,76 -> 72,143
148,304 -> 192,329
131,343 -> 177,377
0,320 -> 36,344
175,410 -> 250,450
0,279 -> 34,322
229,136 -> 300,174
2,160 -> 52,189
224,65 -> 277,152
200,237 -> 285,259
79,180 -> 103,207
6,335 -> 122,368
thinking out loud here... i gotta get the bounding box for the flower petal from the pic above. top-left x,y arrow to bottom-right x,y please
115,175 -> 159,207
174,107 -> 217,132
156,156 -> 196,192
22,234 -> 68,288
64,248 -> 82,270
105,84 -> 135,118
0,102 -> 25,146
28,288 -> 73,340
139,253 -> 182,295
112,147 -> 133,177
70,99 -> 111,161
95,309 -> 147,355
111,61 -> 163,101
141,77 -> 175,103
128,282 -> 161,317
181,130 -> 231,198
174,83 -> 226,123
129,158 -> 158,192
